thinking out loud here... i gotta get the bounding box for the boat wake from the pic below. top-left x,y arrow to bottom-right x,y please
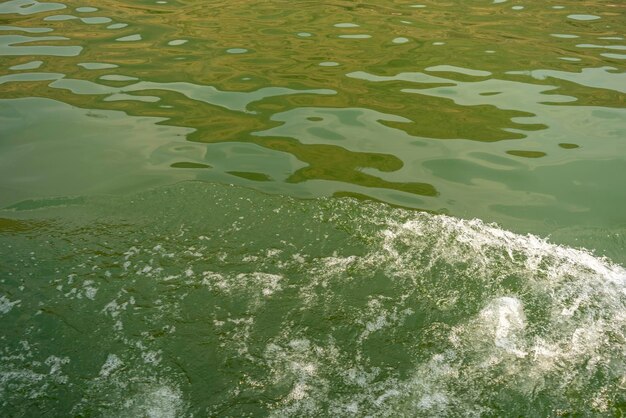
0,183 -> 624,416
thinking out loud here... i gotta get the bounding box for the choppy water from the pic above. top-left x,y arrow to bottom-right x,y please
1,0 -> 625,416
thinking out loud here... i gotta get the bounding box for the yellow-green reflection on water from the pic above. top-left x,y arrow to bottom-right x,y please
1,0 -> 625,234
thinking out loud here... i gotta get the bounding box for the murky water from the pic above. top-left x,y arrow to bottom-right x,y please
1,0 -> 625,416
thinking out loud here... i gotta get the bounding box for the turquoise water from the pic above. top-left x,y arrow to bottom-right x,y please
1,0 -> 625,416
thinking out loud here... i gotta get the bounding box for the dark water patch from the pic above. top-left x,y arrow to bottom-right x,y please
170,162 -> 211,169
227,171 -> 272,182
5,196 -> 86,211
558,142 -> 580,149
506,150 -> 547,158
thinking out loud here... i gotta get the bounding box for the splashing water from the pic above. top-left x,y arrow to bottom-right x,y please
1,183 -> 624,416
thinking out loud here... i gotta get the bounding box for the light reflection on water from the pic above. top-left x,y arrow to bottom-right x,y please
1,0 -> 625,232
0,1 -> 621,264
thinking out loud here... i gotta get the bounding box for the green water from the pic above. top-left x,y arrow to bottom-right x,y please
1,0 -> 625,416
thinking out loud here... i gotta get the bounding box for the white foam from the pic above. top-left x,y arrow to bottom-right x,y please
0,295 -> 20,314
264,206 -> 625,416
479,296 -> 527,357
121,385 -> 184,418
201,270 -> 283,299
99,354 -> 122,378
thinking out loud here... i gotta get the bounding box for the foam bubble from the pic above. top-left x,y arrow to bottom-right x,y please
0,295 -> 20,314
99,354 -> 123,378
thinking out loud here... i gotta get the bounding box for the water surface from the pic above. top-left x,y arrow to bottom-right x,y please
1,0 -> 625,415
